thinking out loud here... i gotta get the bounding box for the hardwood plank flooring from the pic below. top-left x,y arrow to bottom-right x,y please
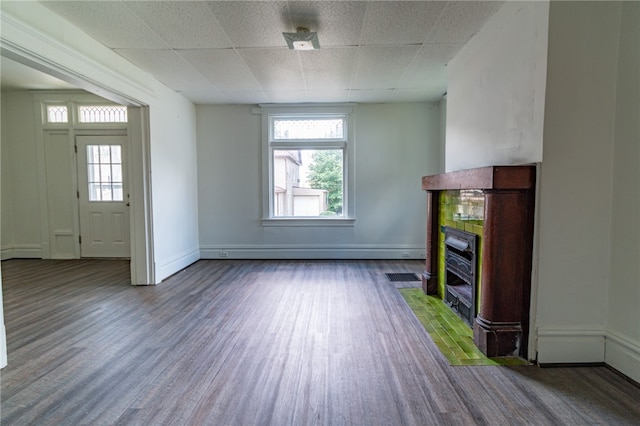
1,259 -> 639,425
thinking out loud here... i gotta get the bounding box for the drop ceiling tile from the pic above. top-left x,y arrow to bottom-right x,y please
359,2 -> 446,46
390,88 -> 445,103
114,49 -> 211,91
287,1 -> 367,47
179,49 -> 261,91
123,1 -> 233,49
427,1 -> 503,44
41,1 -> 168,49
179,89 -> 230,105
239,48 -> 305,91
220,91 -> 269,105
352,46 -> 420,90
303,90 -> 350,103
207,2 -> 291,48
264,90 -> 314,104
298,47 -> 358,90
348,89 -> 394,103
397,43 -> 462,89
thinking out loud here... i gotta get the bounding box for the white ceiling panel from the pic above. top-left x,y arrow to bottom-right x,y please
179,89 -> 230,105
390,88 -> 445,103
359,2 -> 447,46
427,1 -> 504,44
299,48 -> 358,90
179,49 -> 261,91
397,43 -> 462,89
21,1 -> 503,104
348,89 -> 394,103
239,48 -> 305,91
115,49 -> 212,91
220,91 -> 270,105
287,1 -> 367,47
264,90 -> 317,104
352,46 -> 421,90
304,90 -> 350,103
207,2 -> 291,48
41,1 -> 168,49
123,1 -> 233,49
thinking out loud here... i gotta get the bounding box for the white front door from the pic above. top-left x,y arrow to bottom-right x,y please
76,135 -> 130,258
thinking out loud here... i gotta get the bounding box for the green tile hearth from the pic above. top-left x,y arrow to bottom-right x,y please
399,288 -> 529,367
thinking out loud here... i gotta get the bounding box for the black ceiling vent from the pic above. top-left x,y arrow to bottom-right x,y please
385,273 -> 420,282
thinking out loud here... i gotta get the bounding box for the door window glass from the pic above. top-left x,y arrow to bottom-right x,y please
86,145 -> 123,201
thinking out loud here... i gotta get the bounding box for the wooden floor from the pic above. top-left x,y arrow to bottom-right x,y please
1,259 -> 639,425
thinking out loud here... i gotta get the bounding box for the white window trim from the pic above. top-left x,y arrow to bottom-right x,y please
256,104 -> 356,227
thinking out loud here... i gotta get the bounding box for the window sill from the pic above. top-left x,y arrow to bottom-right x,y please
262,217 -> 356,227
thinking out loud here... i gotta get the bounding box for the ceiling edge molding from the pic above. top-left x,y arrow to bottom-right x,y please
0,11 -> 155,106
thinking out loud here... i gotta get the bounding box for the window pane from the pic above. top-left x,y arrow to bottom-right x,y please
273,118 -> 344,140
100,165 -> 112,183
88,183 -> 102,201
113,184 -> 124,201
111,164 -> 122,182
99,145 -> 111,163
78,105 -> 128,123
46,105 -> 68,123
88,165 -> 100,182
273,149 -> 343,217
87,145 -> 100,163
85,144 -> 124,202
101,184 -> 113,201
110,146 -> 122,163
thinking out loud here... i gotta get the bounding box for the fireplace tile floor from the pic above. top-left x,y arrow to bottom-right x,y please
399,288 -> 529,366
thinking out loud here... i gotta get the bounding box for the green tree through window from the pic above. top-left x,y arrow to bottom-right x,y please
307,150 -> 343,214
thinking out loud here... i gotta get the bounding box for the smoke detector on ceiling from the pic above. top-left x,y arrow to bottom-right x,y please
283,27 -> 320,51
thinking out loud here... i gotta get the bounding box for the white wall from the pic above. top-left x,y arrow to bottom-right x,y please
197,103 -> 441,259
0,91 -> 40,259
446,0 -> 640,379
149,95 -> 200,280
445,1 -> 549,172
1,1 -> 200,283
535,1 -> 622,365
607,1 -> 640,383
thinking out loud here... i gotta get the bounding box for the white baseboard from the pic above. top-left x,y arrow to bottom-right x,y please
536,327 -> 606,364
199,244 -> 426,260
155,247 -> 200,284
606,330 -> 640,383
1,244 -> 42,260
0,323 -> 6,369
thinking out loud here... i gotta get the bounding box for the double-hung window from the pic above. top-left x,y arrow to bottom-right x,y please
259,105 -> 355,226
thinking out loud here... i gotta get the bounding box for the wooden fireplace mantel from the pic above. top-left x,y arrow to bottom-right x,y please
421,165 -> 536,358
421,165 -> 535,191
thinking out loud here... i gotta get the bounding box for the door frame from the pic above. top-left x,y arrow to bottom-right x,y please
29,95 -> 154,285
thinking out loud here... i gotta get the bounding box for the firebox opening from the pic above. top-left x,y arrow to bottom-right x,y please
443,226 -> 477,326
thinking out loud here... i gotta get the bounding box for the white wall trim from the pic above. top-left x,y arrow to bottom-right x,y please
200,244 -> 426,260
0,323 -> 6,368
155,248 -> 200,284
536,326 -> 606,364
0,10 -> 154,106
1,246 -> 13,261
606,330 -> 640,383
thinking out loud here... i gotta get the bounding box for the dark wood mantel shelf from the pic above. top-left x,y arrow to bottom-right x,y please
421,165 -> 536,358
421,165 -> 536,191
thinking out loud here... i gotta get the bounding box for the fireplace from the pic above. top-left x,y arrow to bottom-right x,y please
421,165 -> 536,358
443,227 -> 477,326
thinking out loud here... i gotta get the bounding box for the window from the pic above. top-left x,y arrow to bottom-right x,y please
46,105 -> 68,123
260,105 -> 355,225
78,105 -> 127,123
86,145 -> 124,201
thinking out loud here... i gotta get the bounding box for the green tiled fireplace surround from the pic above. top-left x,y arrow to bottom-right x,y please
422,165 -> 536,358
437,190 -> 484,314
